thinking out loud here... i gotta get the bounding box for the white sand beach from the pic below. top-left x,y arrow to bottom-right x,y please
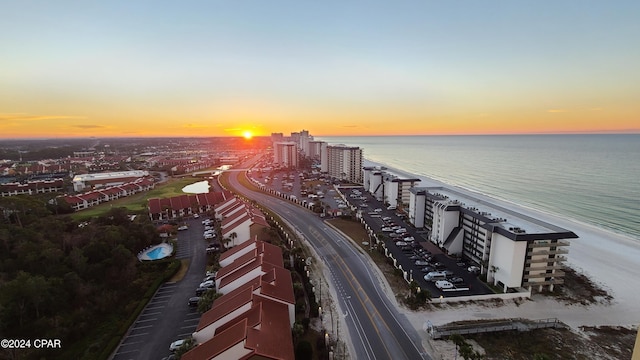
364,160 -> 640,330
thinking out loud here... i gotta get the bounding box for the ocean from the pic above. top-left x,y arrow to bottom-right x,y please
317,134 -> 640,241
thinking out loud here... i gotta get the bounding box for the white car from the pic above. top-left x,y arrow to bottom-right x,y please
403,236 -> 415,241
468,266 -> 481,274
169,339 -> 186,352
395,228 -> 407,234
199,280 -> 215,288
435,280 -> 454,289
373,208 -> 382,213
204,233 -> 215,240
381,227 -> 392,232
177,225 -> 188,231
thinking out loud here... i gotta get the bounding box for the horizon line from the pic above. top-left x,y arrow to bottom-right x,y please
1,130 -> 639,141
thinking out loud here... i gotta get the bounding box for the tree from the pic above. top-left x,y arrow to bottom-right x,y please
197,290 -> 221,314
295,340 -> 313,360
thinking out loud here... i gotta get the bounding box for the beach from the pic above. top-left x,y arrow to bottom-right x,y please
364,159 -> 640,329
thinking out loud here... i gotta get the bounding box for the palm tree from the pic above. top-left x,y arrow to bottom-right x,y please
229,232 -> 238,246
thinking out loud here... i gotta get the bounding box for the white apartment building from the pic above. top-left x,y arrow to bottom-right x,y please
363,167 -> 421,208
308,141 -> 323,159
273,142 -> 298,169
72,170 -> 149,192
323,144 -> 363,183
408,186 -> 578,293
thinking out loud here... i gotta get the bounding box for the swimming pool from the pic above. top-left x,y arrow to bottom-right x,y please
138,243 -> 173,261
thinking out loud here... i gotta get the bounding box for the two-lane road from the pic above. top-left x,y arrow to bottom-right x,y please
226,166 -> 431,360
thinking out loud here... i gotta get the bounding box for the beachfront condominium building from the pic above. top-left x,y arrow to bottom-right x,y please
307,140 -> 323,159
408,187 -> 578,293
323,144 -> 363,183
273,142 -> 299,169
363,167 -> 421,209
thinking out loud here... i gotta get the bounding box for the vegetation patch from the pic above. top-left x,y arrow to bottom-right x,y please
461,325 -> 636,360
545,267 -> 613,305
0,199 -> 171,360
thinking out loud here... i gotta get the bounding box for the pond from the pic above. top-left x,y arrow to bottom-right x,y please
182,180 -> 210,194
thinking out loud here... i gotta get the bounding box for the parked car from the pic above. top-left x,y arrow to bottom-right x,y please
415,260 -> 430,266
381,227 -> 392,232
188,297 -> 201,307
193,214 -> 200,218
421,266 -> 435,273
424,271 -> 448,281
195,287 -> 210,296
177,225 -> 189,231
468,266 -> 481,274
435,280 -> 454,289
199,280 -> 215,288
403,236 -> 415,241
206,243 -> 220,253
202,275 -> 215,282
395,228 -> 407,234
169,339 -> 186,352
448,277 -> 464,284
373,208 -> 382,213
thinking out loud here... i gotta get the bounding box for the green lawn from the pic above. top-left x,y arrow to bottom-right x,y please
71,177 -> 199,221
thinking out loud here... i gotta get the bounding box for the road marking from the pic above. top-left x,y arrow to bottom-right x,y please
126,332 -> 149,338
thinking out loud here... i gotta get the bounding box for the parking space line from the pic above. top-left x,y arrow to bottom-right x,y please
136,317 -> 157,323
133,325 -> 154,330
140,311 -> 162,316
118,340 -> 143,347
114,349 -> 139,356
126,332 -> 149,338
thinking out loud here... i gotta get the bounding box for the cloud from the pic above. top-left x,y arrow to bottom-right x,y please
0,113 -> 87,121
72,124 -> 105,129
547,109 -> 568,113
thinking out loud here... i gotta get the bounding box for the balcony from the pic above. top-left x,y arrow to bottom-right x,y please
523,278 -> 564,287
525,264 -> 565,271
527,248 -> 569,257
524,270 -> 566,279
528,240 -> 571,248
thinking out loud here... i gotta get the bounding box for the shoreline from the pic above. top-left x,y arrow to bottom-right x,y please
363,158 -> 640,328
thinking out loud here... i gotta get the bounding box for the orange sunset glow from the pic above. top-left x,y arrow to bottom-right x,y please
1,2 -> 639,138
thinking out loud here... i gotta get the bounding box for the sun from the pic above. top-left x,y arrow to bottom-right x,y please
242,130 -> 253,140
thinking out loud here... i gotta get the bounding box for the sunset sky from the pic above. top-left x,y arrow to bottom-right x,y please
1,1 -> 639,138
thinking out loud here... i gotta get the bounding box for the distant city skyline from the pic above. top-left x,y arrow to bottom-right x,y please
2,1 -> 639,138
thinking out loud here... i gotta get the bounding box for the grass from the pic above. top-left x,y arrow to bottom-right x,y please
326,218 -> 412,300
71,177 -> 198,220
168,259 -> 191,283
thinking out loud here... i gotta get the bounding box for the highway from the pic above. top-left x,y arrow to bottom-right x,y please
226,164 -> 431,360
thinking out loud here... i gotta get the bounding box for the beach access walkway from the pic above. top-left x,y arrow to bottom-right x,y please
427,318 -> 563,339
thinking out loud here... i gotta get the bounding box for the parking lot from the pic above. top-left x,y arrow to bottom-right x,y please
248,168 -> 493,298
111,217 -> 211,360
346,187 -> 493,297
